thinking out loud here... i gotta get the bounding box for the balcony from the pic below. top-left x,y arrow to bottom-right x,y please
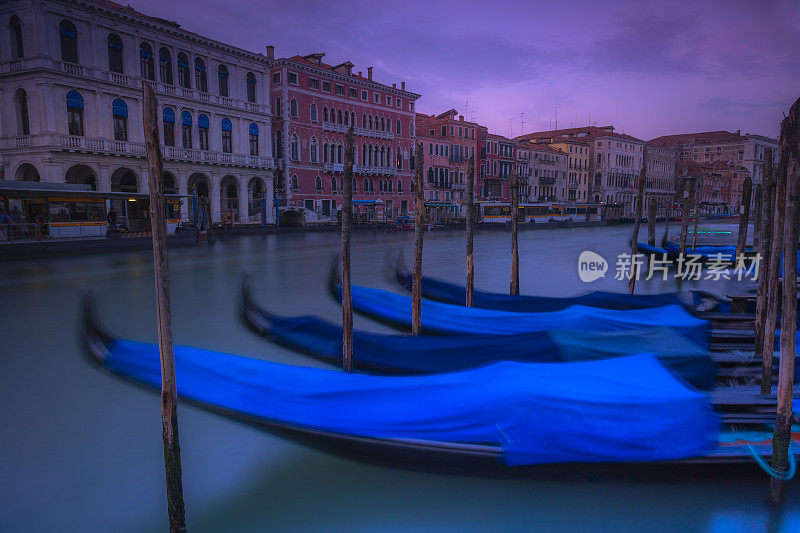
452,183 -> 466,190
352,164 -> 397,175
15,136 -> 30,149
321,121 -> 395,140
49,134 -> 273,169
323,162 -> 345,173
538,176 -> 557,184
62,61 -> 83,76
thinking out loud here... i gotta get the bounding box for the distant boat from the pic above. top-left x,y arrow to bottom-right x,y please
83,295 -> 798,474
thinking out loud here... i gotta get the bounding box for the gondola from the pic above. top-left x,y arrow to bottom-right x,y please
636,241 -> 758,264
392,261 -> 685,312
327,265 -> 711,346
82,294 -> 799,475
241,278 -> 717,389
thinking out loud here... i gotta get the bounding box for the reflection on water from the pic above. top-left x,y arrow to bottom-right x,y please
1,224 -> 798,532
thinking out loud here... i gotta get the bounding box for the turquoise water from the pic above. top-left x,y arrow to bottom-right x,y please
1,223 -> 797,532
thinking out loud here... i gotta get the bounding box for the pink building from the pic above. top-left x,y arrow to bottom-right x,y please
269,51 -> 420,221
481,133 -> 515,200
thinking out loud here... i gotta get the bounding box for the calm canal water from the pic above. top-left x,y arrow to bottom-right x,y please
1,223 -> 799,532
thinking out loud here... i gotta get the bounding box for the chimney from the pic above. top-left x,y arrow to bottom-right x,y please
392,83 -> 396,88
367,66 -> 373,80
459,115 -> 464,121
358,71 -> 362,77
736,129 -> 741,135
265,45 -> 274,60
401,81 -> 405,90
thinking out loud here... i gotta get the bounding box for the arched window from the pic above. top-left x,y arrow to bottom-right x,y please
380,117 -> 385,131
275,97 -> 282,117
331,177 -> 337,192
323,106 -> 329,122
397,179 -> 402,193
194,58 -> 207,92
351,112 -> 356,126
60,20 -> 78,64
274,130 -> 282,159
310,137 -> 318,164
290,134 -> 299,161
15,89 -> 29,136
66,90 -> 84,136
369,115 -> 373,129
249,123 -> 259,156
315,176 -> 322,192
112,99 -> 128,141
337,144 -> 342,164
177,52 -> 190,89
246,72 -> 257,103
159,48 -> 172,84
181,111 -> 193,148
337,109 -> 343,124
362,144 -> 367,165
387,147 -> 392,167
368,145 -> 373,166
291,175 -> 299,191
107,34 -> 123,73
396,151 -> 402,170
396,119 -> 401,136
217,65 -> 229,97
290,98 -> 298,118
343,111 -> 349,126
427,168 -> 434,183
362,114 -> 367,128
221,118 -> 232,153
139,42 -> 154,80
353,178 -> 358,194
163,107 -> 175,146
310,103 -> 317,122
323,141 -> 329,163
330,143 -> 335,164
10,15 -> 24,59
198,114 -> 209,150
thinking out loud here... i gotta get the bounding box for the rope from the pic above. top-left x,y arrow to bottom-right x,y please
745,442 -> 797,481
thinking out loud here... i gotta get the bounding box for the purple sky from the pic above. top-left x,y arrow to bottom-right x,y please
128,0 -> 799,140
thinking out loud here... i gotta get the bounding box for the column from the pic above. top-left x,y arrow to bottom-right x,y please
239,175 -> 249,223
209,172 -> 221,222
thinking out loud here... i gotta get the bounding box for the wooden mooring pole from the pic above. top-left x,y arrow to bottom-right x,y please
762,149 -> 788,394
662,204 -> 671,246
679,178 -> 691,255
465,156 -> 475,307
692,179 -> 701,250
412,143 -> 424,335
341,126 -> 354,371
736,176 -> 753,259
769,98 -> 800,506
509,166 -> 520,296
753,184 -> 763,252
141,81 -> 186,533
628,166 -> 646,294
647,198 -> 657,246
756,148 -> 775,385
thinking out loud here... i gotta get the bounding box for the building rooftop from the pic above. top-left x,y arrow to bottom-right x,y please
517,126 -> 644,144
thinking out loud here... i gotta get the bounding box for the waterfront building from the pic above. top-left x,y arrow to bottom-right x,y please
524,142 -> 568,202
519,126 -> 649,216
270,53 -> 420,222
649,130 -> 777,185
415,109 -> 486,216
643,143 -> 678,212
677,160 -> 748,217
0,0 -> 276,226
482,133 -> 515,200
524,138 -> 590,202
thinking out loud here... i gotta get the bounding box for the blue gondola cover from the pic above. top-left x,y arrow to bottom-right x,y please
340,285 -> 710,347
102,339 -> 718,465
397,272 -> 684,312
